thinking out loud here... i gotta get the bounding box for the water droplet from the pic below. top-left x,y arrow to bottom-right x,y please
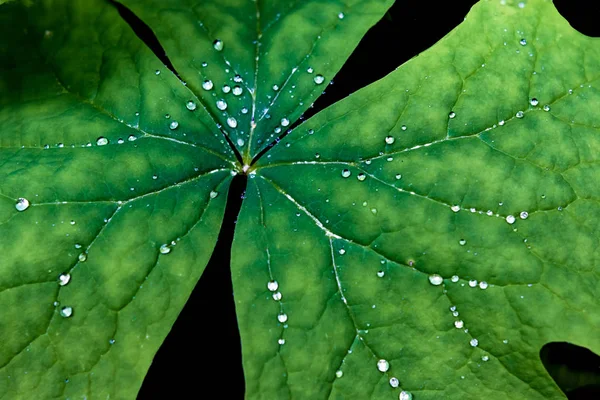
357,173 -> 366,181
338,12 -> 344,19
202,80 -> 214,90
543,104 -> 551,112
232,86 -> 243,96
451,205 -> 460,212
128,135 -> 137,141
186,101 -> 197,111
169,121 -> 179,130
241,107 -> 249,114
272,84 -> 279,91
78,253 -> 87,262
515,111 -> 524,118
519,38 -> 527,46
479,281 -> 488,289
470,338 -> 479,347
449,111 -> 456,119
506,215 -> 516,224
395,174 -> 402,180
281,118 -> 290,127
210,191 -> 219,199
277,313 -> 288,323
227,117 -> 238,128
96,137 -> 108,146
58,273 -> 71,286
216,99 -> 228,111
233,74 -> 242,83
338,249 -> 346,255
389,377 -> 399,388
451,275 -> 459,283
237,138 -> 245,146
15,198 -> 30,212
454,320 -> 464,329
267,280 -> 279,292
213,39 -> 224,51
341,169 -> 351,178
401,125 -> 407,131
60,306 -> 73,318
530,98 -> 539,106
482,355 -> 489,361
377,359 -> 389,372
222,85 -> 231,93
109,339 -> 116,345
155,70 -> 161,75
314,75 -> 325,85
399,391 -> 413,400
272,292 -> 282,301
519,211 -> 528,219
335,369 -> 343,378
428,274 -> 443,286
201,62 -> 208,67
385,136 -> 395,145
459,239 -> 466,246
159,244 -> 171,254
307,67 -> 314,74
278,338 -> 285,345
377,270 -> 385,278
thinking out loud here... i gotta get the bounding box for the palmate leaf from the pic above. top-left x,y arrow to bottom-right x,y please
0,0 -> 598,399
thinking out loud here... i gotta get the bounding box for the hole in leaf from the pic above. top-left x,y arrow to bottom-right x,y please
540,342 -> 600,399
554,1 -> 600,37
138,174 -> 247,399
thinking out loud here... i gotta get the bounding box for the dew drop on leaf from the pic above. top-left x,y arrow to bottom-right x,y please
470,338 -> 479,347
515,111 -> 524,118
96,137 -> 108,146
341,169 -> 351,178
385,136 -> 395,144
216,99 -> 228,110
15,198 -> 30,212
377,359 -> 389,372
272,292 -> 282,301
78,253 -> 87,262
543,104 -> 551,111
277,313 -> 288,323
519,211 -> 529,219
58,273 -> 71,286
469,279 -> 478,287
479,281 -> 489,289
227,117 -> 238,128
222,85 -> 231,93
60,306 -> 73,318
449,111 -> 456,119
169,121 -> 179,130
278,338 -> 285,345
159,244 -> 171,254
267,280 -> 279,292
213,39 -> 224,51
520,38 -> 527,46
389,377 -> 399,388
451,205 -> 460,212
428,274 -> 443,286
232,86 -> 243,96
335,370 -> 343,378
314,74 -> 325,85
506,215 -> 516,224
357,173 -> 366,181
455,320 -> 464,329
338,12 -> 344,19
529,98 -> 538,106
377,270 -> 385,278
202,80 -> 214,90
482,355 -> 489,362
210,191 -> 219,199
186,101 -> 197,111
459,239 -> 466,246
399,391 -> 413,400
128,135 -> 137,141
281,118 -> 290,127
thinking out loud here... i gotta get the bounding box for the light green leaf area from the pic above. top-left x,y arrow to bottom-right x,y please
235,0 -> 600,399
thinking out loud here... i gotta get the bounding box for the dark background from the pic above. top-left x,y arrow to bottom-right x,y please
122,1 -> 600,398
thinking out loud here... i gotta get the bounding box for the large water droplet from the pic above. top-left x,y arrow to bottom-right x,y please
449,111 -> 456,119
335,370 -> 343,378
385,136 -> 395,145
357,173 -> 366,181
399,391 -> 413,400
470,338 -> 479,347
479,281 -> 489,290
159,244 -> 171,254
281,118 -> 290,127
60,306 -> 73,318
213,39 -> 224,51
267,281 -> 279,291
451,205 -> 460,212
506,215 -> 516,224
96,137 -> 108,146
227,117 -> 238,128
459,239 -> 466,246
454,320 -> 464,329
389,377 -> 399,388
338,12 -> 345,19
519,211 -> 529,219
530,98 -> 539,106
377,359 -> 389,372
314,75 -> 325,85
428,274 -> 443,286
78,253 -> 87,262
341,169 -> 351,178
169,121 -> 179,130
451,275 -> 459,283
515,111 -> 524,118
216,99 -> 228,110
277,313 -> 288,323
272,292 -> 282,301
186,101 -> 197,111
210,191 -> 219,199
468,280 -> 478,288
58,273 -> 71,286
15,198 -> 30,212
232,86 -> 243,96
377,270 -> 385,278
222,85 -> 231,93
202,80 -> 214,90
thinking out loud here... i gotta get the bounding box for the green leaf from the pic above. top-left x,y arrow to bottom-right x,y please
1,0 -> 599,399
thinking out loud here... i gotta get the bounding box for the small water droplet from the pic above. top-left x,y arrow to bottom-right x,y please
341,169 -> 351,178
278,338 -> 285,345
449,111 -> 456,119
385,136 -> 395,145
241,107 -> 249,114
338,12 -> 344,19
159,244 -> 171,254
277,313 -> 288,323
314,74 -> 325,85
377,270 -> 385,278
519,211 -> 528,219
335,369 -> 343,378
469,280 -> 478,287
186,101 -> 197,111
96,137 -> 108,146
232,86 -> 243,96
169,121 -> 179,130
454,320 -> 464,329
210,191 -> 219,199
272,84 -> 279,91
399,391 -> 413,400
530,98 -> 539,106
543,104 -> 551,112
78,253 -> 87,262
109,339 -> 116,345
281,118 -> 290,127
267,280 -> 279,292
395,174 -> 402,180
482,355 -> 489,361
451,205 -> 460,212
58,273 -> 71,286
237,138 -> 245,146
389,377 -> 399,387
272,292 -> 282,301
506,215 -> 516,224
479,281 -> 488,289
428,274 -> 443,286
227,117 -> 238,128
459,239 -> 466,246
519,38 -> 527,46
357,173 -> 366,181
60,306 -> 73,318
128,135 -> 137,141
377,359 -> 389,372
216,99 -> 228,110
222,85 -> 231,93
516,111 -> 524,118
15,198 -> 30,212
213,39 -> 224,51
401,125 -> 407,131
470,338 -> 479,347
155,70 -> 161,75
451,275 -> 459,282
338,249 -> 346,255
202,80 -> 214,90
